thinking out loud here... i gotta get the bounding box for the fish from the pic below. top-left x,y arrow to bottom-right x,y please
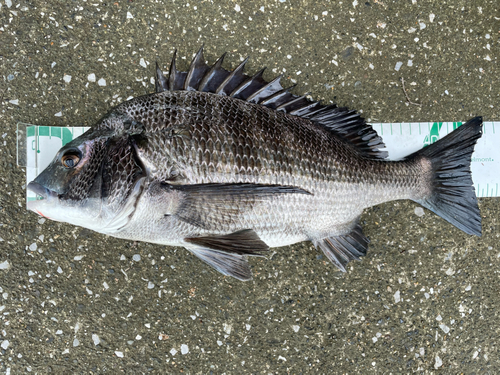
27,47 -> 483,281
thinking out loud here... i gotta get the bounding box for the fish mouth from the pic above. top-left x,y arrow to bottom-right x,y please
27,181 -> 58,201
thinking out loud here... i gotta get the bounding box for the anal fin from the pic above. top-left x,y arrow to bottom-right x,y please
185,229 -> 269,281
313,223 -> 368,272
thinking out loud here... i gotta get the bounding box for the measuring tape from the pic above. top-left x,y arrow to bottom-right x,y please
17,121 -> 499,200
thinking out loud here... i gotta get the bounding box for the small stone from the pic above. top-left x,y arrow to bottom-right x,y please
1,340 -> 9,350
394,290 -> 400,303
0,260 -> 10,270
73,338 -> 79,347
181,344 -> 189,354
395,61 -> 403,71
115,351 -> 124,357
170,348 -> 177,356
133,254 -> 141,262
439,324 -> 450,334
92,334 -> 100,345
414,207 -> 425,217
87,73 -> 96,82
63,75 -> 72,83
435,355 -> 443,368
98,78 -> 106,86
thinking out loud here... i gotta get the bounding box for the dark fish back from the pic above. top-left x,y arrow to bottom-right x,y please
122,90 -> 369,190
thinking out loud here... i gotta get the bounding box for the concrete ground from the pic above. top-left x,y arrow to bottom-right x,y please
1,0 -> 499,373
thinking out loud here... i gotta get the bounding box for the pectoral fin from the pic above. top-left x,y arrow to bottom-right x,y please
166,182 -> 310,229
185,229 -> 269,281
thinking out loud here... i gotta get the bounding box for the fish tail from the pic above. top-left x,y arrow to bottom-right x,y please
411,117 -> 483,236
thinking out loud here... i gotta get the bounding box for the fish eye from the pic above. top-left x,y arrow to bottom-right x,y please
61,150 -> 82,168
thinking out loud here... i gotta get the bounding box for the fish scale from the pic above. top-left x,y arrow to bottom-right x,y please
27,47 -> 482,281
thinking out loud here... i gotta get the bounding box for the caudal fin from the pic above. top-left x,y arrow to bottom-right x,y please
411,117 -> 483,236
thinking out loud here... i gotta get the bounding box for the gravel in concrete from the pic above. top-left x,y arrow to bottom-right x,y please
1,0 -> 499,373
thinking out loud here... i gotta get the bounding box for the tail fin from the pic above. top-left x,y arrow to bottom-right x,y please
411,117 -> 483,236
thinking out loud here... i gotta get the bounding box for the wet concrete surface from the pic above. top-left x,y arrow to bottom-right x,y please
1,0 -> 499,373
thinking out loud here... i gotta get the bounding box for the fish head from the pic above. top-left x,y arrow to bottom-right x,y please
27,113 -> 147,234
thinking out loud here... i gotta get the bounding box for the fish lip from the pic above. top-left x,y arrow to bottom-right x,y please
27,181 -> 58,201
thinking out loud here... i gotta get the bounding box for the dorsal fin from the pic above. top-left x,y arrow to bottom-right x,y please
155,62 -> 169,92
168,50 -> 188,91
184,46 -> 210,91
155,49 -> 388,159
216,58 -> 249,96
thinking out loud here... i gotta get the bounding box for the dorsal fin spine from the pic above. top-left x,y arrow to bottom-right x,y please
215,57 -> 249,95
230,67 -> 266,97
246,74 -> 283,103
155,62 -> 169,92
198,52 -> 227,92
259,85 -> 296,106
168,49 -> 178,91
158,48 -> 388,159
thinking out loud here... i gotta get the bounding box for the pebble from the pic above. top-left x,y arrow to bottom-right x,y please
92,334 -> 100,345
1,340 -> 9,350
414,207 -> 425,217
394,290 -> 401,303
435,355 -> 443,368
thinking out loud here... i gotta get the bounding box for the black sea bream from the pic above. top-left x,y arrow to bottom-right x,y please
27,47 -> 483,280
